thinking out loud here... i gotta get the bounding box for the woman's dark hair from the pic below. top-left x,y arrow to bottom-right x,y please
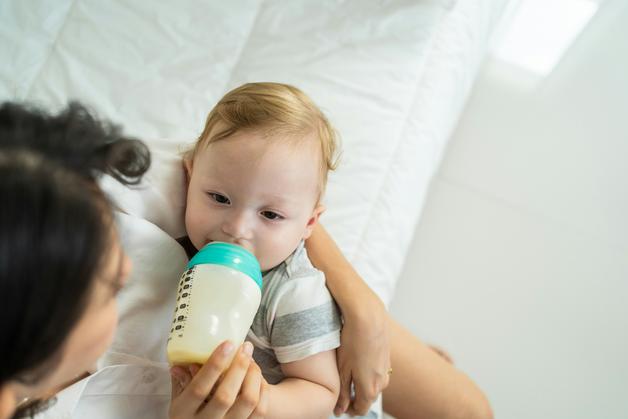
0,102 -> 150,417
0,101 -> 150,185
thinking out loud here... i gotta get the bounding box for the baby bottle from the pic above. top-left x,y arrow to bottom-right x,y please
167,242 -> 262,365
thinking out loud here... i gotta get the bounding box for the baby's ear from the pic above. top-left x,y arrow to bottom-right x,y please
303,205 -> 325,239
183,158 -> 193,186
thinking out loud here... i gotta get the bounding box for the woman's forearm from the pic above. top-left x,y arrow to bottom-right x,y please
305,224 -> 383,316
305,224 -> 392,417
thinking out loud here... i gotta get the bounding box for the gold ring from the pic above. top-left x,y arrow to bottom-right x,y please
387,368 -> 393,376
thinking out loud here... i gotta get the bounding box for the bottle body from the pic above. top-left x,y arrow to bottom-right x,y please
167,243 -> 262,365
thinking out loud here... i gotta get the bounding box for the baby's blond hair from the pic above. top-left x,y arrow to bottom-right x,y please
189,82 -> 339,197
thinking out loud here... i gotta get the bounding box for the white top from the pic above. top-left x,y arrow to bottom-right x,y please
37,360 -> 171,419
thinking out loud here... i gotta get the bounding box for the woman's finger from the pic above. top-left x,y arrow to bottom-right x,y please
348,375 -> 380,416
225,360 -> 262,418
348,392 -> 377,416
333,354 -> 351,416
189,364 -> 201,377
200,342 -> 254,418
249,379 -> 269,419
348,368 -> 383,416
170,341 -> 236,417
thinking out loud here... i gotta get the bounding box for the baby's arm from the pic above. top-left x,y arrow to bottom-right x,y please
265,350 -> 340,419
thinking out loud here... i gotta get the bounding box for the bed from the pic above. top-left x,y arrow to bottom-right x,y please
0,0 -> 511,417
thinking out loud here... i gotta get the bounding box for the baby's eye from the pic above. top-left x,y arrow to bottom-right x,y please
260,211 -> 283,221
208,193 -> 230,205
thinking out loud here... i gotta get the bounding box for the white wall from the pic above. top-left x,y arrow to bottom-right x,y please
389,1 -> 628,418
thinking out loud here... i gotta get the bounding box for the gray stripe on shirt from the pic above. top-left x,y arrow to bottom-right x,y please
271,301 -> 341,347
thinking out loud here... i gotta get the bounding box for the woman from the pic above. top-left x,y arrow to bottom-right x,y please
0,102 -> 268,419
0,102 -> 491,419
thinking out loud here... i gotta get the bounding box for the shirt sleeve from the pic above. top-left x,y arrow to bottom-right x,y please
267,269 -> 342,364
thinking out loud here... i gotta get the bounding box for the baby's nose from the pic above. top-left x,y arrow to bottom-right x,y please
221,211 -> 253,240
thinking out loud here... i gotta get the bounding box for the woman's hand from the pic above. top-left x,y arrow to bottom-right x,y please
302,224 -> 392,416
169,341 -> 269,419
334,285 -> 391,416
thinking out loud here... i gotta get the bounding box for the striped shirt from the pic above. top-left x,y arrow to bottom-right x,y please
246,241 -> 342,384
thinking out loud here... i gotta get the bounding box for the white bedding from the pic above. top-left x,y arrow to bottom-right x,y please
0,0 -> 510,417
0,0 -> 509,303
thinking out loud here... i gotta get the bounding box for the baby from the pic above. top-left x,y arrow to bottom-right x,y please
178,82 -> 343,417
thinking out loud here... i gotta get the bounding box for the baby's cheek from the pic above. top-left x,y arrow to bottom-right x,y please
259,238 -> 295,271
255,247 -> 279,272
185,209 -> 204,237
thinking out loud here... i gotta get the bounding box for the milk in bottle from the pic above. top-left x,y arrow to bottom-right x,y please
167,242 -> 262,365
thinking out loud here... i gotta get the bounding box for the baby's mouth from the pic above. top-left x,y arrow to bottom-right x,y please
205,239 -> 247,250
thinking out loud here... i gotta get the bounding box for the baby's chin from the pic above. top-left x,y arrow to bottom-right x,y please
258,254 -> 292,273
259,262 -> 279,274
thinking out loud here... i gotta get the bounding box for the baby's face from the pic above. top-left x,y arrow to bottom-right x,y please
184,130 -> 322,271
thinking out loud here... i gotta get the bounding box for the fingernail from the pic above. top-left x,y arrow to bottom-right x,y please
222,341 -> 235,355
242,341 -> 254,356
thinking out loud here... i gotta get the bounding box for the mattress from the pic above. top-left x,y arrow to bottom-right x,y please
0,0 -> 510,417
1,0 -> 509,304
